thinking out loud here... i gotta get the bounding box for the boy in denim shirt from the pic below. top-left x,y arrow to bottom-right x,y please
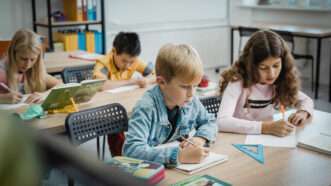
123,44 -> 217,167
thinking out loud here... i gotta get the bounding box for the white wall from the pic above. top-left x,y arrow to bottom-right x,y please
0,0 -> 64,39
105,0 -> 230,69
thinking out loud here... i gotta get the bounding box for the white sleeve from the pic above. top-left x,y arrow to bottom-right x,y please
217,82 -> 262,134
296,91 -> 314,118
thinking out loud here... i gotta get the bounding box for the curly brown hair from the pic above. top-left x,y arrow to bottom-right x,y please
220,30 -> 301,107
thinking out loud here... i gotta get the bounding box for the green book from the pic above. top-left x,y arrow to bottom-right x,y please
171,175 -> 231,186
41,79 -> 105,110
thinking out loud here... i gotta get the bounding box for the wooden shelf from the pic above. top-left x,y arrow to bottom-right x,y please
34,20 -> 103,28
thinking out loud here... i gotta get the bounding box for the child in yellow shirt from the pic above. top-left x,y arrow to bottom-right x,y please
93,32 -> 154,89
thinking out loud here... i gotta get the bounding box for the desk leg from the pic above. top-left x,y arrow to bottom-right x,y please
315,38 -> 321,99
230,27 -> 234,65
329,43 -> 331,102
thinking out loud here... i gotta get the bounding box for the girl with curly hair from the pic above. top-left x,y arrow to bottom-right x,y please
217,30 -> 313,137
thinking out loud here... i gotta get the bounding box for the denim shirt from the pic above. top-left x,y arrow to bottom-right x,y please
122,85 -> 217,167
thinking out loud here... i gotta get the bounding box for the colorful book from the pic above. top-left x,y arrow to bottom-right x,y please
86,31 -> 95,53
94,31 -> 103,54
82,0 -> 87,21
41,79 -> 105,111
171,175 -> 231,186
63,0 -> 83,21
107,156 -> 165,185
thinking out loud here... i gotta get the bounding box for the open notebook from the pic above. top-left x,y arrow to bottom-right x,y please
156,141 -> 228,175
297,132 -> 331,155
0,95 -> 29,110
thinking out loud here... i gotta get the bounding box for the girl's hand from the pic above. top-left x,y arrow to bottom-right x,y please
1,92 -> 23,104
25,92 -> 43,104
262,120 -> 294,137
288,110 -> 310,126
178,145 -> 209,164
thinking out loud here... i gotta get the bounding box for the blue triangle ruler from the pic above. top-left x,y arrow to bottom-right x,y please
233,144 -> 264,164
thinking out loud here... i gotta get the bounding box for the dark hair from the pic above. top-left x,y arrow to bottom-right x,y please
113,32 -> 141,56
220,30 -> 300,107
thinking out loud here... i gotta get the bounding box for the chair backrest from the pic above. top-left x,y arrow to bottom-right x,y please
271,29 -> 295,51
238,26 -> 259,37
0,40 -> 11,58
238,26 -> 260,55
65,103 -> 129,146
200,96 -> 222,118
62,64 -> 95,83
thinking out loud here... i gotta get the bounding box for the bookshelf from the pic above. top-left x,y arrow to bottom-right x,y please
31,0 -> 106,54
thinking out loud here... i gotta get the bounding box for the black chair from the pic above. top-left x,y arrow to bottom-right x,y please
272,29 -> 314,91
200,96 -> 222,118
62,64 -> 95,83
237,26 -> 260,57
237,26 -> 314,91
65,103 -> 128,186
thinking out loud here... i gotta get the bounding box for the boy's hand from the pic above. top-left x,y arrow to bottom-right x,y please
135,78 -> 147,88
288,111 -> 310,126
3,92 -> 23,104
262,120 -> 294,137
25,92 -> 43,104
180,137 -> 206,148
178,145 -> 209,164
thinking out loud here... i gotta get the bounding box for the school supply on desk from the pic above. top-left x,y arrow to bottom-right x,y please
17,104 -> 45,120
156,141 -> 228,175
69,51 -> 103,61
106,85 -> 140,94
297,132 -> 331,155
245,110 -> 297,148
41,79 -> 105,113
233,144 -> 264,164
176,152 -> 228,175
171,175 -> 232,186
245,129 -> 296,148
0,83 -> 29,110
106,156 -> 165,185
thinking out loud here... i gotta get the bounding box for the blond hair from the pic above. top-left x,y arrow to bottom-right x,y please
7,28 -> 47,93
155,43 -> 203,83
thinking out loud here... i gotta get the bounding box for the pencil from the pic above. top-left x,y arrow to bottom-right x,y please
179,136 -> 199,148
0,82 -> 23,96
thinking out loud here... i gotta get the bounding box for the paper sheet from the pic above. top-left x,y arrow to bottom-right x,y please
106,85 -> 140,94
0,95 -> 29,110
245,110 -> 297,148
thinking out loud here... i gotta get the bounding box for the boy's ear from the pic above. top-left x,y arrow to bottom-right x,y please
112,48 -> 116,54
156,76 -> 166,85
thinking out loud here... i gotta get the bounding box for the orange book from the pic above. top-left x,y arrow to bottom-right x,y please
63,0 -> 83,21
86,31 -> 95,53
54,32 -> 70,51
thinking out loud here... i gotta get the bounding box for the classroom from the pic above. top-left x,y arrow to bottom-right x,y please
0,0 -> 331,185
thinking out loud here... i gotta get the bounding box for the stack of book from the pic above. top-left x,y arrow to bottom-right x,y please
107,156 -> 165,185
